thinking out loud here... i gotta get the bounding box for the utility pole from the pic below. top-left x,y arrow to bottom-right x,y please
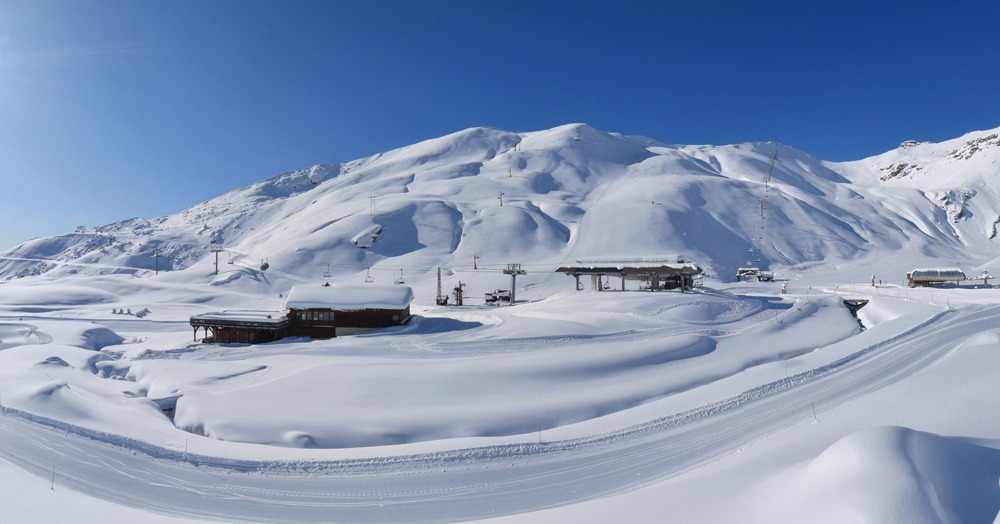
210,246 -> 224,276
153,249 -> 160,276
503,263 -> 526,305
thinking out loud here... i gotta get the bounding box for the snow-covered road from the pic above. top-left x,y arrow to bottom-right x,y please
0,302 -> 980,523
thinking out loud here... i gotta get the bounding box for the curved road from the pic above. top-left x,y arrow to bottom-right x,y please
0,305 -> 984,523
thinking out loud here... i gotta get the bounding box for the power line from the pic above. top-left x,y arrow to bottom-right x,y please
747,143 -> 778,267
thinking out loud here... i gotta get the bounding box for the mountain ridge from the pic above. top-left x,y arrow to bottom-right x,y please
3,123 -> 1000,298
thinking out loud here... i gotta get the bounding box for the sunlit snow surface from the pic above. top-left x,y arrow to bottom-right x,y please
2,124 -> 1000,522
2,280 -> 999,523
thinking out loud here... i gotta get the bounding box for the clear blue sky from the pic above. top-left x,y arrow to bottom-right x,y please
2,0 -> 998,250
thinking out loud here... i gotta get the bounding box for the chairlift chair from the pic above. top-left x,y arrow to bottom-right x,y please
364,267 -> 374,283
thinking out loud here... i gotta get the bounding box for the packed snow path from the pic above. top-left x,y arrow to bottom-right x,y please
0,302 -> 981,522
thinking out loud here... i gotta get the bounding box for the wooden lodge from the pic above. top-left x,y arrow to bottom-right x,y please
189,283 -> 413,343
284,283 -> 413,337
556,256 -> 703,292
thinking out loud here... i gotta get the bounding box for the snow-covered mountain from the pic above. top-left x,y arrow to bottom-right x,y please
5,123 -> 1000,523
4,123 -> 1000,298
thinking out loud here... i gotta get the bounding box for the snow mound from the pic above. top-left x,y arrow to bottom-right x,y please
79,326 -> 125,351
855,297 -> 942,327
753,426 -> 1000,523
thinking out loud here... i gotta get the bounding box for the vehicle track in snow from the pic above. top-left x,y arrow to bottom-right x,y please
0,304 -> 984,522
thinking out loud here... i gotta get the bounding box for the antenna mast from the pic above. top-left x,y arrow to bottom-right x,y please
435,267 -> 450,305
748,144 -> 778,266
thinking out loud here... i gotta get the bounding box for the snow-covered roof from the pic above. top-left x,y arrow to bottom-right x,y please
561,256 -> 700,272
285,283 -> 414,311
574,255 -> 687,265
908,268 -> 966,279
556,255 -> 701,273
190,310 -> 287,324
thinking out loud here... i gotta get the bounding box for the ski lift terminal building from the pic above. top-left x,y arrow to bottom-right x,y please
556,256 -> 703,291
905,268 -> 966,288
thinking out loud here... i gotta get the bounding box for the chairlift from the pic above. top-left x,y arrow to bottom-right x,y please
228,254 -> 235,265
394,269 -> 405,285
323,264 -> 332,278
260,258 -> 269,271
364,267 -> 374,283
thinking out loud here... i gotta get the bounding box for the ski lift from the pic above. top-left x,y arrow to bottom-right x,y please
394,269 -> 405,285
260,258 -> 269,271
228,254 -> 235,265
364,267 -> 374,283
323,264 -> 332,278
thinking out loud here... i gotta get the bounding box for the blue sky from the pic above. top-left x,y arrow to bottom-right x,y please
1,1 -> 998,250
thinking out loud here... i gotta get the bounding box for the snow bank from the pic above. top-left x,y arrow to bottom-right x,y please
747,426 -> 1000,523
856,297 -> 942,327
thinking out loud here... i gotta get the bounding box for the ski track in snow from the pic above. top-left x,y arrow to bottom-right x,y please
0,303 -> 978,522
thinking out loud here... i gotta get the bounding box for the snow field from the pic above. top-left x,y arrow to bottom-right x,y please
1,277 -> 999,523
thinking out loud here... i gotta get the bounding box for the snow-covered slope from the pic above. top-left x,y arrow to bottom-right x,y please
5,123 -> 1000,300
836,128 -> 1000,257
4,124 -> 1000,523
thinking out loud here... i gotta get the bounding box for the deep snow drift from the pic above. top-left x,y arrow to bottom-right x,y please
1,124 -> 1000,522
